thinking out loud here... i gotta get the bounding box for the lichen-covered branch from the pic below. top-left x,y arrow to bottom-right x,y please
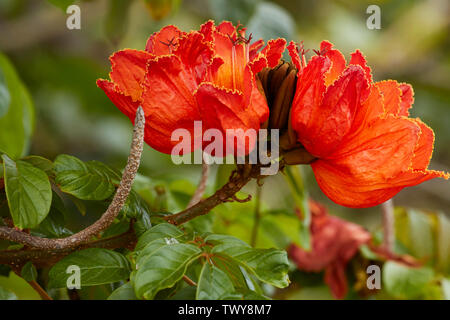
0,229 -> 137,268
164,164 -> 265,225
0,107 -> 145,250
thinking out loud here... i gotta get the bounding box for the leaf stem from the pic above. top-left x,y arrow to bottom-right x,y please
250,185 -> 262,247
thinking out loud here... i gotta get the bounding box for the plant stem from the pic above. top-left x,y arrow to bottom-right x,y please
250,185 -> 262,247
29,280 -> 53,300
382,199 -> 395,253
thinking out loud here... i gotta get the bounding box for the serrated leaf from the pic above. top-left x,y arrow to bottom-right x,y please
2,154 -> 52,228
107,282 -> 137,300
136,223 -> 184,251
134,243 -> 202,299
21,262 -> 37,282
48,248 -> 131,288
212,245 -> 290,288
54,155 -> 120,200
0,53 -> 34,159
383,261 -> 435,299
196,263 -> 234,300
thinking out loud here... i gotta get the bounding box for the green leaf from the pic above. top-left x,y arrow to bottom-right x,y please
21,262 -> 37,282
0,66 -> 10,117
383,261 -> 435,299
21,156 -> 53,176
107,282 -> 137,300
205,234 -> 249,250
48,248 -> 131,288
32,191 -> 72,238
2,154 -> 52,228
196,263 -> 234,300
134,211 -> 152,237
136,223 -> 184,251
0,52 -> 34,159
134,243 -> 202,299
169,286 -> 197,300
0,286 -> 17,300
121,190 -> 151,219
54,155 -> 120,200
247,2 -> 295,41
212,245 -> 290,288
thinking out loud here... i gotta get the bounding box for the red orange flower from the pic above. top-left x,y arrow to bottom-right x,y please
288,40 -> 449,208
97,21 -> 285,155
288,201 -> 371,299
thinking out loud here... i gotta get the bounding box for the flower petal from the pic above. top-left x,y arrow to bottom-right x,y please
195,83 -> 259,156
140,55 -> 200,154
291,55 -> 330,141
174,32 -> 214,83
348,84 -> 384,136
312,160 -> 405,208
217,21 -> 236,37
249,39 -> 265,61
145,25 -> 184,55
398,83 -> 414,116
376,80 -> 402,116
410,119 -> 434,170
97,79 -> 139,120
287,41 -> 302,71
261,38 -> 287,68
321,41 -> 346,86
312,116 -> 424,207
109,49 -> 152,101
293,64 -> 369,157
349,49 -> 373,83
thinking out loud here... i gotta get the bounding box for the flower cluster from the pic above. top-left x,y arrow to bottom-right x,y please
98,21 -> 448,208
97,21 -> 285,156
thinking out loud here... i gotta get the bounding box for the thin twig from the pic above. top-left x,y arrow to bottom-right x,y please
382,199 -> 395,253
29,280 -> 53,300
164,164 -> 265,225
186,153 -> 210,209
182,275 -> 197,286
250,185 -> 262,247
0,107 -> 145,250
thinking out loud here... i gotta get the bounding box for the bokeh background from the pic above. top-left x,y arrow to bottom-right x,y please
0,0 -> 449,299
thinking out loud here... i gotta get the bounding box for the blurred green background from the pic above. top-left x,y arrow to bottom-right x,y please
0,0 -> 449,299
